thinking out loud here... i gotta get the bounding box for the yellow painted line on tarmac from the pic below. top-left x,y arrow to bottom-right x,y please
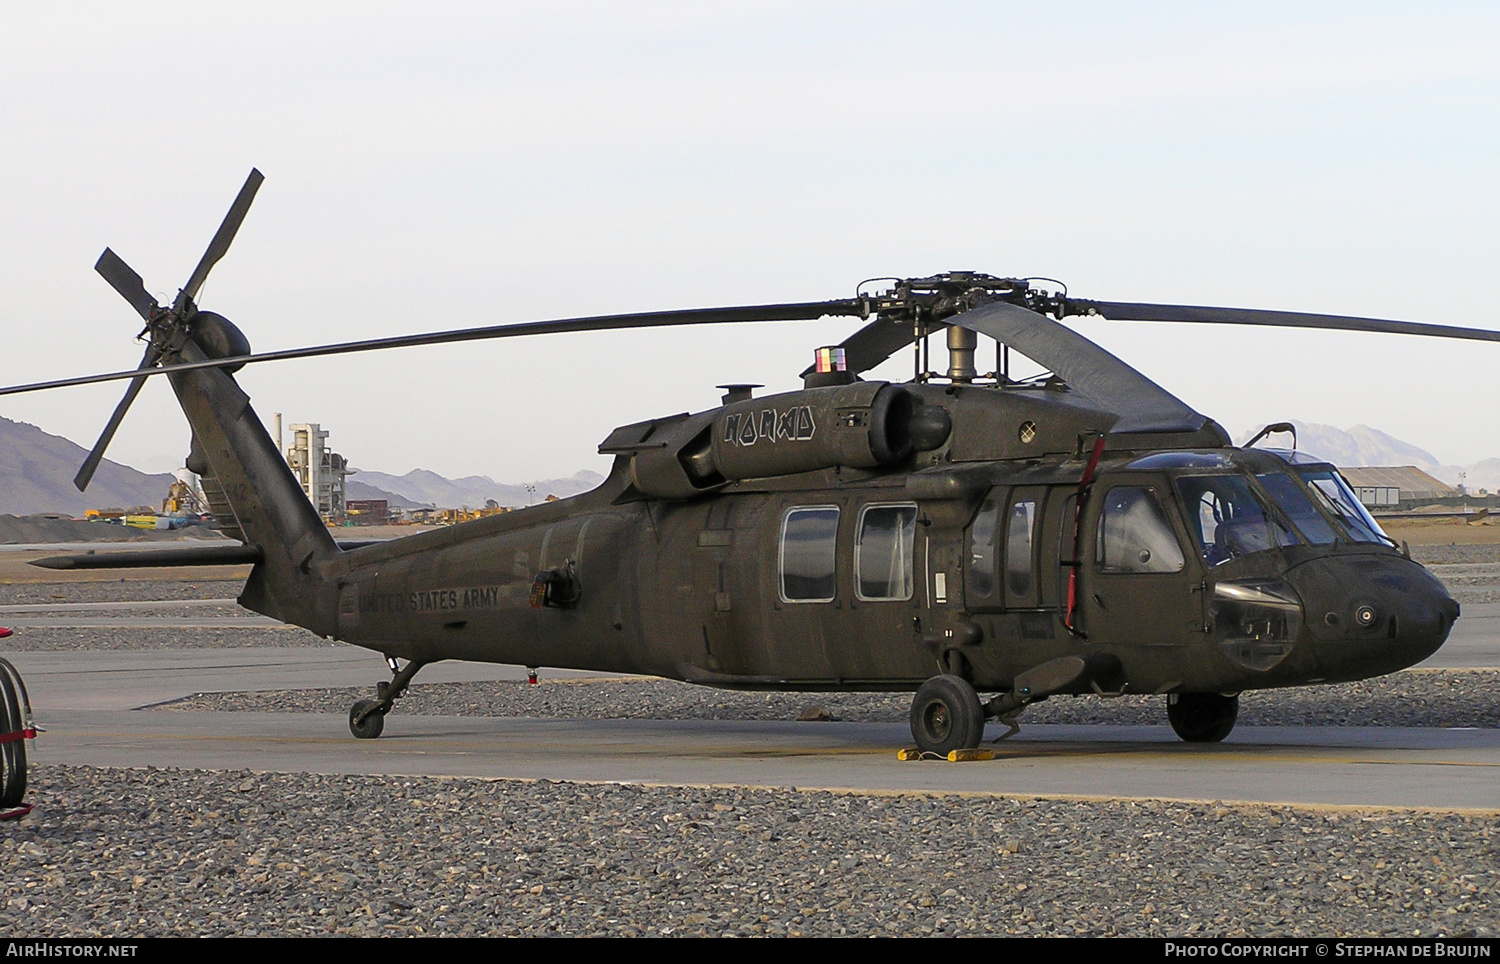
1351,759 -> 1500,769
974,745 -> 1500,769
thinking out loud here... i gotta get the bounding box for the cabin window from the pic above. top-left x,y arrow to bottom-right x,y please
1005,498 -> 1038,596
858,500 -> 912,599
855,503 -> 917,601
1096,486 -> 1185,574
968,498 -> 1001,600
780,506 -> 840,602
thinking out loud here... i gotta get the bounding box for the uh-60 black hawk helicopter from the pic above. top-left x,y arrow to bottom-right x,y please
6,170 -> 1492,758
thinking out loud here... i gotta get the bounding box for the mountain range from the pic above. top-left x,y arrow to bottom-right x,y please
0,416 -> 177,516
0,414 -> 604,516
349,468 -> 605,509
1237,421 -> 1500,494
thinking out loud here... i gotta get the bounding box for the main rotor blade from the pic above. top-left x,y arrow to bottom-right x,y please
953,301 -> 1205,433
176,168 -> 264,310
1069,300 -> 1500,343
819,302 -> 1207,433
94,249 -> 159,322
820,315 -> 917,377
73,342 -> 160,492
0,299 -> 864,399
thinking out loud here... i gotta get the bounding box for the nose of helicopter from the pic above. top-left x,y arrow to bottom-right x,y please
1282,552 -> 1459,682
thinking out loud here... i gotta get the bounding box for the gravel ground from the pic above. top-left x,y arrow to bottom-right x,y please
0,766 -> 1493,938
1422,565 -> 1500,606
2,626 -> 332,651
0,580 -> 246,606
5,603 -> 248,618
159,669 -> 1500,729
0,580 -> 328,649
1411,545 -> 1500,605
1411,545 -> 1500,566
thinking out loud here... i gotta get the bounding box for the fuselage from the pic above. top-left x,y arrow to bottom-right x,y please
326,442 -> 1458,699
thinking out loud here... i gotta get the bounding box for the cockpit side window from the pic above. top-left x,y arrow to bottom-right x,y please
1174,474 -> 1298,566
1095,486 -> 1185,574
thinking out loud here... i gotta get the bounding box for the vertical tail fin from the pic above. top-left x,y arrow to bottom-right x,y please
170,339 -> 341,634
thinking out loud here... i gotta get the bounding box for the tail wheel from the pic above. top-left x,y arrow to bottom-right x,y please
349,700 -> 386,740
909,675 -> 985,756
1167,693 -> 1238,742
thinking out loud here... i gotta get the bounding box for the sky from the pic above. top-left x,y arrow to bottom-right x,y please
2,2 -> 1499,483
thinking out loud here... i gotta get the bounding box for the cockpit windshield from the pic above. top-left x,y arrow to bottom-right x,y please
1175,475 -> 1300,566
1297,469 -> 1394,545
1255,472 -> 1340,545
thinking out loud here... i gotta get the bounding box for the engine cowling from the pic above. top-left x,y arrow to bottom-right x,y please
710,381 -> 914,481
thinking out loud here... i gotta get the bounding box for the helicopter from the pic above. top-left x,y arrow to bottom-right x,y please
5,170 -> 1491,758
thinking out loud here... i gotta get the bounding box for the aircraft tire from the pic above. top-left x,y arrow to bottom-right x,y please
910,675 -> 985,756
348,699 -> 386,740
0,667 -> 26,807
1167,692 -> 1238,742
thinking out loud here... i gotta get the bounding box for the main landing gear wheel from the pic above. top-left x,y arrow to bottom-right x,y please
348,699 -> 385,740
1167,693 -> 1238,743
910,675 -> 986,756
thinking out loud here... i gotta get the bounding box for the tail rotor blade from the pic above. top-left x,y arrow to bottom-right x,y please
94,249 -> 159,322
73,343 -> 160,492
177,168 -> 264,310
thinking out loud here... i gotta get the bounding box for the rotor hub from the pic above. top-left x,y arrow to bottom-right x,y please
859,272 -> 1068,327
